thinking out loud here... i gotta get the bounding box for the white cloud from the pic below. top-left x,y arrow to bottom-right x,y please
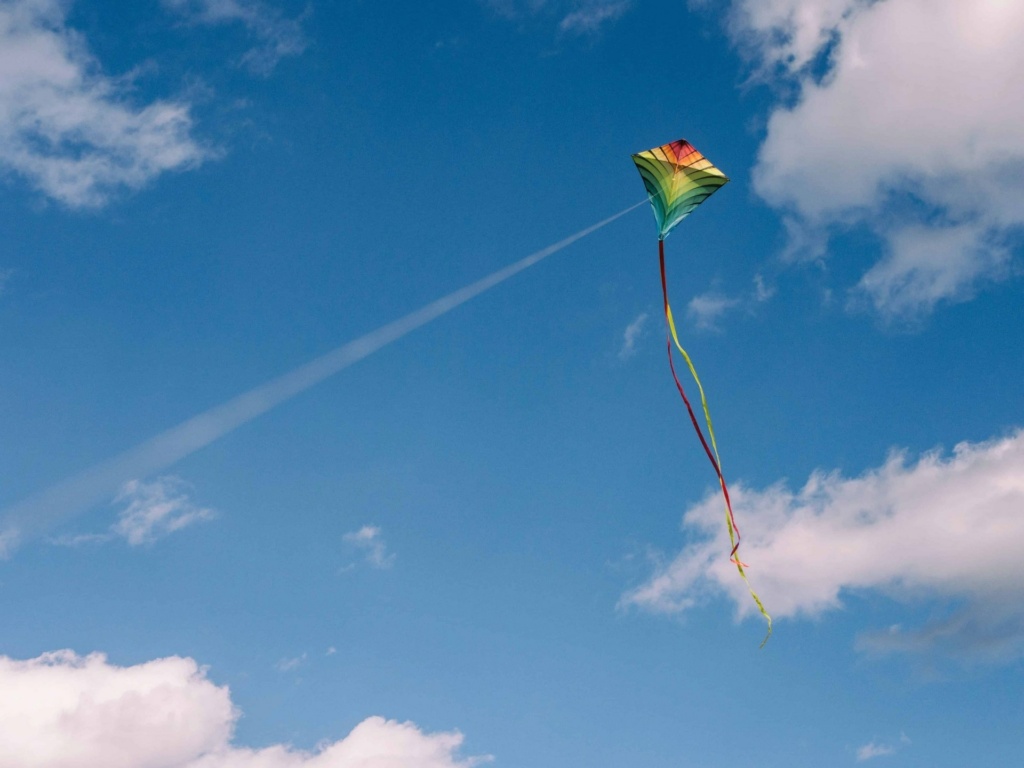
729,0 -> 1024,318
618,311 -> 648,360
679,278 -> 774,332
622,430 -> 1024,661
727,0 -> 867,73
558,1 -> 630,36
482,0 -> 631,36
112,476 -> 214,546
274,653 -> 306,673
343,525 -> 395,570
51,476 -> 213,548
0,0 -> 207,207
856,741 -> 895,761
0,649 -> 485,768
752,274 -> 775,302
852,222 -> 1011,318
686,291 -> 739,331
0,650 -> 234,768
162,0 -> 306,75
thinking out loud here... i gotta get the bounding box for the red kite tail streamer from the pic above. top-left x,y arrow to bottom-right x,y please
658,239 -> 773,646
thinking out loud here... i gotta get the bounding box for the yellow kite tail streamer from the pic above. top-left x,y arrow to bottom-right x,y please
658,240 -> 772,646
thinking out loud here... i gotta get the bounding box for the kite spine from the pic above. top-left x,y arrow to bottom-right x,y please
658,239 -> 773,646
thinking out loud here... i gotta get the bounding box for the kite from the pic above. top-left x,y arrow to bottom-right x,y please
632,138 -> 772,644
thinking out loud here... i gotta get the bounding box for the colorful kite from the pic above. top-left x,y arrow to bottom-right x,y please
632,138 -> 772,644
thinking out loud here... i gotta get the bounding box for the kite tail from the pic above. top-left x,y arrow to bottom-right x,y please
658,239 -> 772,646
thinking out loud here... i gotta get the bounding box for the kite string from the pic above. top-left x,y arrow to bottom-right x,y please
658,239 -> 773,646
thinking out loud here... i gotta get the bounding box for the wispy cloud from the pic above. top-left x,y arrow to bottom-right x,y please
112,476 -> 215,546
856,741 -> 895,761
682,276 -> 775,332
51,475 -> 214,548
0,268 -> 13,296
726,0 -> 1024,319
482,0 -> 631,37
163,0 -> 307,74
50,476 -> 213,551
0,0 -> 208,207
0,649 -> 485,767
618,312 -> 648,360
686,292 -> 740,331
622,430 -> 1024,663
274,652 -> 307,672
753,273 -> 775,302
343,525 -> 395,570
559,1 -> 631,36
856,732 -> 909,762
851,222 -> 1011,320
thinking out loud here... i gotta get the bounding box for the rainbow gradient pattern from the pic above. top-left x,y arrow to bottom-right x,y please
632,139 -> 729,240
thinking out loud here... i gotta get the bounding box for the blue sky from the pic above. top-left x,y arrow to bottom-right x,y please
1,1 -> 1022,766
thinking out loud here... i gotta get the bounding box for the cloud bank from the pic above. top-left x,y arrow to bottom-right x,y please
0,0 -> 207,207
728,0 -> 1024,318
0,650 -> 484,768
623,430 -> 1024,661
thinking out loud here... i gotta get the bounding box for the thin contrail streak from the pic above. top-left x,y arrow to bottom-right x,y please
0,200 -> 645,554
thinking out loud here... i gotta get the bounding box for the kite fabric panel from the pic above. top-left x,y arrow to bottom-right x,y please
632,138 -> 772,645
632,139 -> 729,241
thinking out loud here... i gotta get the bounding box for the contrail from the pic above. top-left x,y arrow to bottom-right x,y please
0,200 -> 644,554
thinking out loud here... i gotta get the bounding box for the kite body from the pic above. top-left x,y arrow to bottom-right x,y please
632,138 -> 772,644
632,140 -> 729,240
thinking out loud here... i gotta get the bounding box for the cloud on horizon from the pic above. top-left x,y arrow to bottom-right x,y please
0,649 -> 484,768
622,430 -> 1024,663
